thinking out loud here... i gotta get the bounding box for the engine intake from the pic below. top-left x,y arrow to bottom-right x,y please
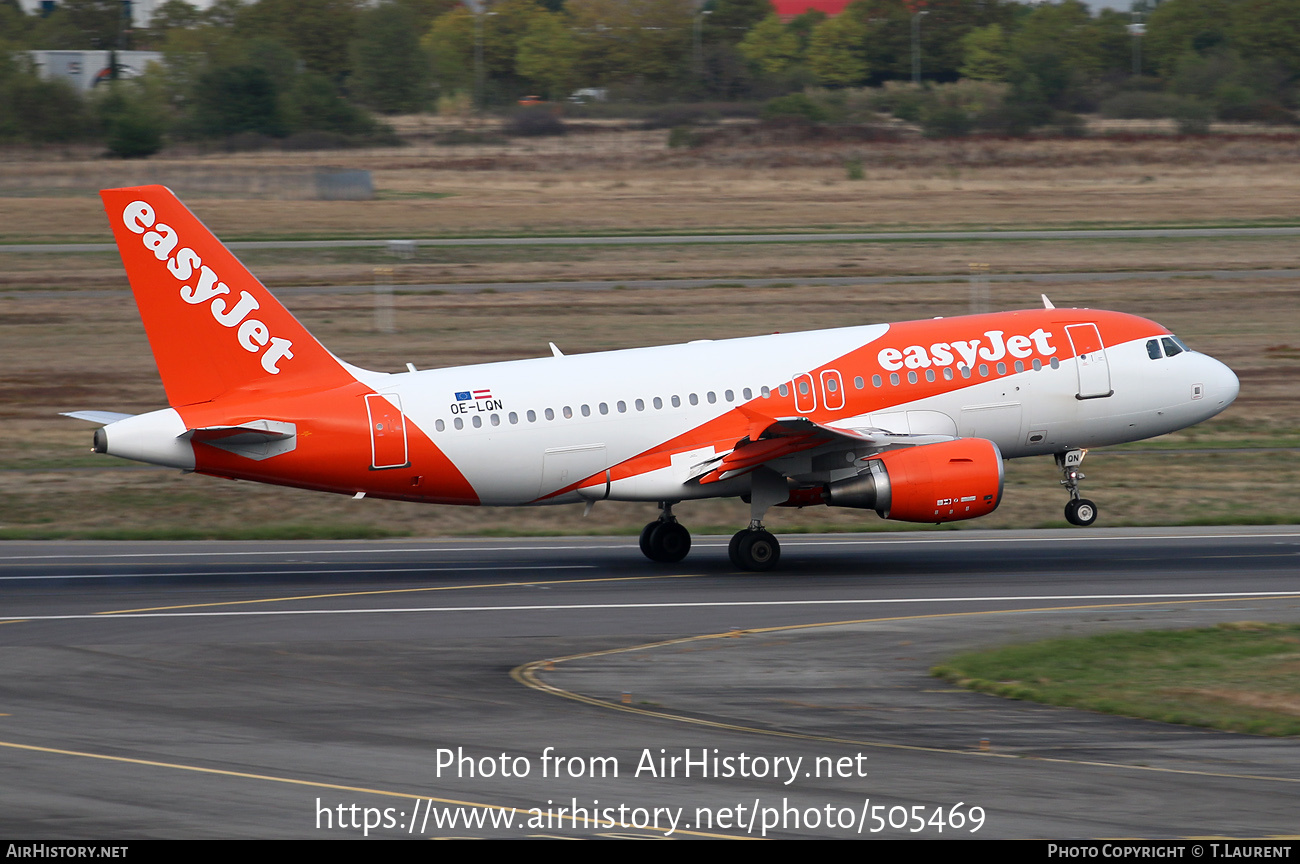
825,438 -> 1004,523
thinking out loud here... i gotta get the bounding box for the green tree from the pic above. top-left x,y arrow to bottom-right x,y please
567,0 -> 694,87
1005,0 -> 1101,109
806,12 -> 867,86
1143,0 -> 1231,77
1228,0 -> 1300,77
703,0 -> 774,44
960,23 -> 1010,81
234,0 -> 360,80
516,11 -> 580,99
142,0 -> 204,47
350,2 -> 430,112
481,0 -> 552,81
738,13 -> 803,77
422,5 -> 474,94
191,64 -> 287,137
285,71 -> 378,133
96,82 -> 166,157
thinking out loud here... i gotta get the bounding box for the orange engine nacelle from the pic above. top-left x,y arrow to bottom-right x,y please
824,438 -> 1004,524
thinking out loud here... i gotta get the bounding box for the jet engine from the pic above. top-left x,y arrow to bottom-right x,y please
824,438 -> 1004,523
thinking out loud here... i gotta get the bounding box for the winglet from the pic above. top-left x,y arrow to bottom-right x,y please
100,186 -> 353,407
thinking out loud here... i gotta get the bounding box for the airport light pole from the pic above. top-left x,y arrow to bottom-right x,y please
693,9 -> 712,77
911,10 -> 929,86
1128,12 -> 1145,77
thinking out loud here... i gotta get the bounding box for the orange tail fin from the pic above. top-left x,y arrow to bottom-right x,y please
101,185 -> 352,407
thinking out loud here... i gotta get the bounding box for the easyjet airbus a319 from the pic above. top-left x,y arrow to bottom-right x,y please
69,186 -> 1240,570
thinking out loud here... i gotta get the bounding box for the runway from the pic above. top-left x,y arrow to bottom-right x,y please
2,528 -> 1299,839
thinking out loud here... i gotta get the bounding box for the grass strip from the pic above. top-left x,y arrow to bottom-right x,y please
932,622 -> 1300,736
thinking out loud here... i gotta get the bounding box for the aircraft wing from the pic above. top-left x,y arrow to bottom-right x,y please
691,410 -> 955,484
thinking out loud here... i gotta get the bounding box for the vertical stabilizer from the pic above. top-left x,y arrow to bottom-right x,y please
101,185 -> 352,407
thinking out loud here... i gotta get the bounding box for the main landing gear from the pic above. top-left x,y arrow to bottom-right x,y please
728,527 -> 780,572
1056,449 -> 1098,527
637,471 -> 786,572
639,501 -> 691,563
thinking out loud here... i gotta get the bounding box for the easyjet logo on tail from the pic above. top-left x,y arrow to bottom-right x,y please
122,200 -> 294,374
877,328 -> 1057,372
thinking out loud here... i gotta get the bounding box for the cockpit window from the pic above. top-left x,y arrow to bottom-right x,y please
1161,336 -> 1184,357
1146,339 -> 1162,360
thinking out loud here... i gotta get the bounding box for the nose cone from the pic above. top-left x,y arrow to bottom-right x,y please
1201,354 -> 1239,415
1214,357 -> 1240,410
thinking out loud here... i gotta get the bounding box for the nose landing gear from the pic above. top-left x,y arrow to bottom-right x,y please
1056,449 -> 1098,526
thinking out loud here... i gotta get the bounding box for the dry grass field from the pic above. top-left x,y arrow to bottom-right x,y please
2,127 -> 1299,538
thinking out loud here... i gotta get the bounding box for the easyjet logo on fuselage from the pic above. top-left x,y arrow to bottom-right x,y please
122,201 -> 294,375
877,328 -> 1057,372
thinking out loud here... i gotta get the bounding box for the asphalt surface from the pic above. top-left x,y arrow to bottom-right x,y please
1,527 -> 1299,839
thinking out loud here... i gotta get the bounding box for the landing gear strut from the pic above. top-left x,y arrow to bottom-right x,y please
1056,449 -> 1098,527
727,466 -> 785,572
639,501 -> 691,563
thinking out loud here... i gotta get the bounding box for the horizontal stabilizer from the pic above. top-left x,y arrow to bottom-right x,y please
179,419 -> 297,461
61,411 -> 135,426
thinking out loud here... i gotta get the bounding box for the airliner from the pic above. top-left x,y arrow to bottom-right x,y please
68,186 -> 1240,570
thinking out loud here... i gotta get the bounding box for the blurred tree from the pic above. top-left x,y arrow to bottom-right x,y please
1143,0 -> 1230,77
960,23 -> 1009,80
421,5 -> 474,94
350,1 -> 430,112
516,10 -> 581,99
703,0 -> 774,44
285,70 -> 378,132
234,0 -> 359,80
567,0 -> 693,87
807,12 -> 867,86
738,13 -> 803,77
190,63 -> 286,136
1228,0 -> 1300,77
481,0 -> 551,81
1005,0 -> 1101,109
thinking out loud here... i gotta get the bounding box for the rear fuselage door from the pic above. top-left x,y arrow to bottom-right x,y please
366,393 -> 409,469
